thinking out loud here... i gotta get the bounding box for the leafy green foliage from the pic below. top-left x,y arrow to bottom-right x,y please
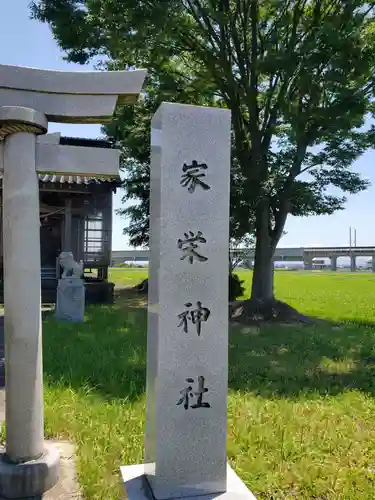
31,0 -> 375,298
104,76 -> 215,246
229,272 -> 245,302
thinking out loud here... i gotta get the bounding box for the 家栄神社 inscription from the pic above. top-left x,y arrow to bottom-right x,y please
180,160 -> 211,193
176,376 -> 211,410
177,301 -> 211,337
177,231 -> 208,264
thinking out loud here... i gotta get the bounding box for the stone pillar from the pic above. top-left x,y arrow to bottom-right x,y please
0,107 -> 59,497
350,255 -> 356,272
304,256 -> 313,270
103,191 -> 113,266
63,197 -> 72,252
55,277 -> 85,323
137,103 -> 255,500
372,256 -> 375,273
145,103 -> 230,499
330,256 -> 337,271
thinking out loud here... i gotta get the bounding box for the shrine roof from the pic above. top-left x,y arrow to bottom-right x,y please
0,134 -> 122,189
0,172 -> 122,188
59,136 -> 114,149
37,173 -> 122,186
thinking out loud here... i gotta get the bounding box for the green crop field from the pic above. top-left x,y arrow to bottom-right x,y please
40,270 -> 375,499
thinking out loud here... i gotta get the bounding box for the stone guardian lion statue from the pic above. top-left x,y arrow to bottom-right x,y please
58,251 -> 83,279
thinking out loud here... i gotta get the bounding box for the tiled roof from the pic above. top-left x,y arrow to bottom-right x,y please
59,136 -> 114,149
0,173 -> 121,186
38,174 -> 121,185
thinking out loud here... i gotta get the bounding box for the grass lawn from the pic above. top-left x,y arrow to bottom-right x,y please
42,269 -> 375,499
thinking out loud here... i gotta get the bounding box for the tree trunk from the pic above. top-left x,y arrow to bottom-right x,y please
251,236 -> 275,302
251,203 -> 276,302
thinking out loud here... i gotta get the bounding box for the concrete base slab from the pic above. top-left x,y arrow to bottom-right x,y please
42,441 -> 82,499
0,442 -> 59,499
120,464 -> 256,500
0,390 -> 81,499
0,441 -> 81,500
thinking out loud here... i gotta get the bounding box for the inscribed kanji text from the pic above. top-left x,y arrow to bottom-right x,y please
177,301 -> 211,336
176,376 -> 211,410
177,231 -> 208,264
180,160 -> 211,193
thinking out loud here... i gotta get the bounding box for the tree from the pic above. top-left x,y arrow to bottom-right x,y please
106,96 -> 255,249
229,235 -> 255,273
104,73 -> 217,247
31,0 -> 375,304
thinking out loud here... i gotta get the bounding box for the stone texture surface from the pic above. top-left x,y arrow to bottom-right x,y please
121,464 -> 257,500
0,385 -> 81,499
55,279 -> 85,323
35,141 -> 120,176
2,131 -> 45,463
0,361 -> 80,500
0,317 -> 5,391
0,441 -> 81,500
145,103 -> 231,500
0,64 -> 146,97
0,443 -> 60,499
0,107 -> 48,138
42,441 -> 82,500
1,136 -> 120,177
0,64 -> 146,123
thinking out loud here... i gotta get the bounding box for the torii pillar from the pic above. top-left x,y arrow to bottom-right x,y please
0,65 -> 146,498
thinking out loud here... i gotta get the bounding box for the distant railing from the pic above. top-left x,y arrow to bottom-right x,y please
304,246 -> 375,253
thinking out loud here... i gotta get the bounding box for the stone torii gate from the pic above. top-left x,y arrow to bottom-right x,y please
0,64 -> 146,498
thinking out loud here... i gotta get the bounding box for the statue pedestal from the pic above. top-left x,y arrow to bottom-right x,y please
55,278 -> 85,322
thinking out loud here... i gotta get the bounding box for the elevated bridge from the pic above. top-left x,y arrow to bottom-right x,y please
303,246 -> 375,272
112,246 -> 375,272
111,247 -> 304,265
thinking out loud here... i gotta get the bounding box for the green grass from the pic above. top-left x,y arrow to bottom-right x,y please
110,267 -> 148,287
238,270 -> 375,323
41,270 -> 375,499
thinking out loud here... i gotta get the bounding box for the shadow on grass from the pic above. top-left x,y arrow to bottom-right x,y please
43,289 -> 147,402
43,289 -> 375,401
229,318 -> 375,398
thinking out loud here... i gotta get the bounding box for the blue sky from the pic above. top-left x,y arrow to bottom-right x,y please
1,0 -> 374,250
